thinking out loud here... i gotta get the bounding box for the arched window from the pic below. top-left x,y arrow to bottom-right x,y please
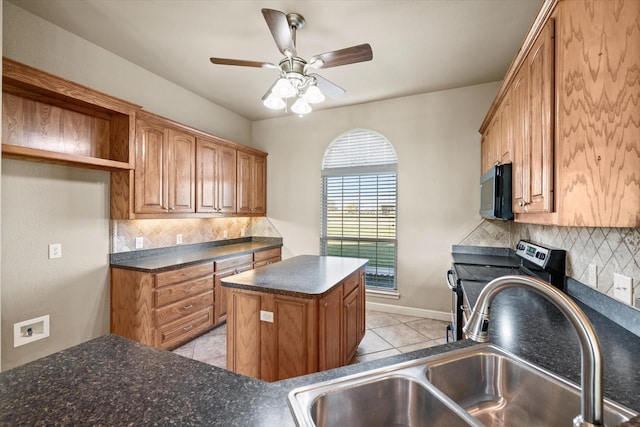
321,129 -> 398,290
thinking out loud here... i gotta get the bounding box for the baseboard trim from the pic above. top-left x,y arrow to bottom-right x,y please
366,301 -> 450,322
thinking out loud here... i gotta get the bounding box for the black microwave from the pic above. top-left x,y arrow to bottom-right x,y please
480,163 -> 514,220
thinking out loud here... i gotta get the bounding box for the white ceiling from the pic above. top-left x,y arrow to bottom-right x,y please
7,0 -> 543,121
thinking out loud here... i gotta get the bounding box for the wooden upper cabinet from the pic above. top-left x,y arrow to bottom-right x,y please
134,113 -> 195,215
553,0 -> 640,226
482,0 -> 640,226
525,18 -> 554,214
196,137 -> 237,214
512,19 -> 555,215
237,150 -> 267,215
512,66 -> 530,213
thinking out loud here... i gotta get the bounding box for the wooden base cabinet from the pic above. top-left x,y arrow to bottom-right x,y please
111,262 -> 214,350
227,268 -> 365,381
111,247 -> 282,349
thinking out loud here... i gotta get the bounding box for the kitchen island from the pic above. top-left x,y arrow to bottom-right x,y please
222,255 -> 368,381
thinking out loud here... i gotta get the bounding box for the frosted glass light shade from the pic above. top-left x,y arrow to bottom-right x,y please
263,94 -> 286,109
303,85 -> 325,104
291,98 -> 312,115
273,78 -> 296,98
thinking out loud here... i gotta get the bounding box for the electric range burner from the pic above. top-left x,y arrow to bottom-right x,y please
446,240 -> 566,342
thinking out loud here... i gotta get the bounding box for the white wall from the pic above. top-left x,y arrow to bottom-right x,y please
0,2 -> 252,370
252,82 -> 499,315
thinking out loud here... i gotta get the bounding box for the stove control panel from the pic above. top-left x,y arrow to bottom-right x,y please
516,240 -> 551,268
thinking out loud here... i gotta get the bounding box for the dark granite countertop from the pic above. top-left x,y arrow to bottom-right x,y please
221,255 -> 368,298
109,237 -> 282,273
1,245 -> 638,425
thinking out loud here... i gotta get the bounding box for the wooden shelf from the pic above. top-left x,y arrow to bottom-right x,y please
2,57 -> 140,170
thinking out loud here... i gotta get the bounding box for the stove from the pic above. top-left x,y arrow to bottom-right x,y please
446,240 -> 566,342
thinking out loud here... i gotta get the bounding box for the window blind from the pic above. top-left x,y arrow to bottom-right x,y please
321,129 -> 398,290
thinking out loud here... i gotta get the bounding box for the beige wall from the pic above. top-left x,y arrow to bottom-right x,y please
1,160 -> 111,370
252,82 -> 499,316
0,3 -> 253,370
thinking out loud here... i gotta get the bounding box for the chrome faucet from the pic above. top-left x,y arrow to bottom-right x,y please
463,275 -> 604,427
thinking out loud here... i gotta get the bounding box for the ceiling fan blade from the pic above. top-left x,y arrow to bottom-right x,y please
262,8 -> 297,57
210,57 -> 279,70
309,43 -> 373,69
310,73 -> 346,99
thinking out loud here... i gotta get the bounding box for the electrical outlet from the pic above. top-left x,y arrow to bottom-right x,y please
223,230 -> 228,239
48,243 -> 62,259
613,273 -> 633,305
240,228 -> 246,237
135,237 -> 143,249
588,264 -> 598,288
176,234 -> 183,244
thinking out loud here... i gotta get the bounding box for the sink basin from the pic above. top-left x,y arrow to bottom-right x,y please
309,375 -> 473,427
288,344 -> 637,427
425,346 -> 636,427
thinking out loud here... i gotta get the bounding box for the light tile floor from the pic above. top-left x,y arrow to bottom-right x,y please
173,310 -> 450,368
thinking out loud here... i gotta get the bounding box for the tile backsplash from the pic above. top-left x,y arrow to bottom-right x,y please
111,217 -> 281,253
460,220 -> 640,308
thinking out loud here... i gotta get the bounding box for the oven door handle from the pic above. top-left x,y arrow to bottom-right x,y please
446,269 -> 456,290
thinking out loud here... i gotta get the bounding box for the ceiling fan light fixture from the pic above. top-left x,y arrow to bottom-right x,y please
273,77 -> 296,98
263,94 -> 286,110
302,85 -> 325,104
291,98 -> 312,115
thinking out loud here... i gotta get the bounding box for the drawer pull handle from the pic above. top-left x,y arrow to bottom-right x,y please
183,304 -> 194,310
183,325 -> 194,331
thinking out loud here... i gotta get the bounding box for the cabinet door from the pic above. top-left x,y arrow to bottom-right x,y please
343,286 -> 359,364
251,155 -> 267,214
167,129 -> 195,213
499,92 -> 513,164
318,285 -> 343,370
526,19 -> 554,213
237,150 -> 253,214
196,139 -> 237,214
218,145 -> 237,214
134,120 -> 167,214
237,150 -> 267,215
196,139 -> 219,213
512,67 -> 530,213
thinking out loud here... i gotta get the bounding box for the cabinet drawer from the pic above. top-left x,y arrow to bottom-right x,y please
253,247 -> 281,263
155,291 -> 213,326
155,276 -> 213,307
156,262 -> 213,288
343,271 -> 361,296
215,254 -> 253,271
156,308 -> 214,349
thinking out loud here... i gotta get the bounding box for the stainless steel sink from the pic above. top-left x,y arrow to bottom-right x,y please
308,375 -> 475,427
288,344 -> 637,427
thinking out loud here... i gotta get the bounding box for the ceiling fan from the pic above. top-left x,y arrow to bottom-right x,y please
210,8 -> 373,115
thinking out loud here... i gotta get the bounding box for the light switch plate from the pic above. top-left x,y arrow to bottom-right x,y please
135,237 -> 143,249
613,273 -> 633,305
